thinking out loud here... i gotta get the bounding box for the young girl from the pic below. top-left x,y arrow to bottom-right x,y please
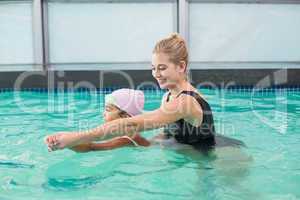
68,89 -> 150,152
46,33 -> 244,152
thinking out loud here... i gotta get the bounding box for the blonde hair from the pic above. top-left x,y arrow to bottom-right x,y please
153,33 -> 189,68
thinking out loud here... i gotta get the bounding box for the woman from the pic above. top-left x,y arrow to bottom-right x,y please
46,33 -> 243,152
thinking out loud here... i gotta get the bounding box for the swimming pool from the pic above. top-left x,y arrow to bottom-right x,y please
0,88 -> 299,200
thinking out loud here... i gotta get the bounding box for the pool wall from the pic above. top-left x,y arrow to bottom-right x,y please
0,69 -> 299,89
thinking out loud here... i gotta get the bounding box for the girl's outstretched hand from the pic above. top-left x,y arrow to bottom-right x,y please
45,132 -> 78,151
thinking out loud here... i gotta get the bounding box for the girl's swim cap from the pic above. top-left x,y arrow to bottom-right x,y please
105,89 -> 144,116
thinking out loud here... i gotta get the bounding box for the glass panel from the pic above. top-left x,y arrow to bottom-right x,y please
189,3 -> 300,62
0,1 -> 34,65
48,1 -> 176,64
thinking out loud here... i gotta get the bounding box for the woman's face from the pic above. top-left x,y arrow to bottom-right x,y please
151,53 -> 185,89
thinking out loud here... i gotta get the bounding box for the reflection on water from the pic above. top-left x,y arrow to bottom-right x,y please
154,135 -> 254,200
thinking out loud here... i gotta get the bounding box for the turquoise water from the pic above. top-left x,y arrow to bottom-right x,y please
0,89 -> 299,200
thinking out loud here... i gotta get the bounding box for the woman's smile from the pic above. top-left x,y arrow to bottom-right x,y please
157,78 -> 166,83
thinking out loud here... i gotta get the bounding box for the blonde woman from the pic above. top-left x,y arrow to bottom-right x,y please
46,33 -> 243,152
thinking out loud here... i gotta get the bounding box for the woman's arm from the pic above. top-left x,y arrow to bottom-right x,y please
46,95 -> 201,151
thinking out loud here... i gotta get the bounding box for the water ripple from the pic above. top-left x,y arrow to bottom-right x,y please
125,185 -> 191,198
0,160 -> 34,169
43,174 -> 111,191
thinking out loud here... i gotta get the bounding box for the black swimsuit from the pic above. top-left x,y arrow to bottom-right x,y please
163,90 -> 216,151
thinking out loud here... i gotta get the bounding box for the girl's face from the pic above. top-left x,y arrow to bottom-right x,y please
103,104 -> 122,122
151,53 -> 186,90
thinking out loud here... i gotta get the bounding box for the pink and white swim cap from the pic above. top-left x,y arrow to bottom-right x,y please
105,89 -> 144,117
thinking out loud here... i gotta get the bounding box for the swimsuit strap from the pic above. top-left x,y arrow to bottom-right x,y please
166,91 -> 191,102
121,136 -> 139,147
166,92 -> 171,102
166,90 -> 204,103
178,90 -> 202,100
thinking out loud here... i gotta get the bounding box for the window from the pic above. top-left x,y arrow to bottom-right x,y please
0,1 -> 35,70
48,0 -> 177,69
189,3 -> 300,64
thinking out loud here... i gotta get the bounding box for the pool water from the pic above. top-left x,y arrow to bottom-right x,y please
0,89 -> 299,200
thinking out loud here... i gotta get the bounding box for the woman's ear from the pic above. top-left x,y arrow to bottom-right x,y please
178,60 -> 187,73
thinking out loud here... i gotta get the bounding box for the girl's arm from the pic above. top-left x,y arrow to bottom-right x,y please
46,95 -> 201,151
70,137 -> 133,153
69,134 -> 150,153
69,143 -> 93,152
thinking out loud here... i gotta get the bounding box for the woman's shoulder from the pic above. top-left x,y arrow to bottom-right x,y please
180,89 -> 206,102
169,94 -> 202,127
